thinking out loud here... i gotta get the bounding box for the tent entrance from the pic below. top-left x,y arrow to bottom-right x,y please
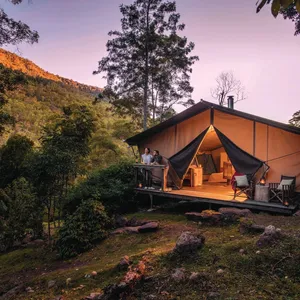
182,126 -> 235,187
169,125 -> 266,190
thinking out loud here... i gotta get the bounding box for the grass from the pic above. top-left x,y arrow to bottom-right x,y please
1,212 -> 300,299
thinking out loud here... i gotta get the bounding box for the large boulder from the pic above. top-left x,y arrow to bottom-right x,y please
239,218 -> 265,234
256,225 -> 282,247
173,231 -> 205,256
186,210 -> 222,225
219,207 -> 252,223
138,222 -> 159,233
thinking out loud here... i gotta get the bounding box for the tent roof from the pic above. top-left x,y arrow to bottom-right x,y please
126,100 -> 300,145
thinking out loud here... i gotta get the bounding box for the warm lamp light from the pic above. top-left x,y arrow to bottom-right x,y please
138,183 -> 143,188
259,176 -> 266,186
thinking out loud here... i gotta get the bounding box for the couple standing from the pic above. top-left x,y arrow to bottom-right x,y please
141,148 -> 162,165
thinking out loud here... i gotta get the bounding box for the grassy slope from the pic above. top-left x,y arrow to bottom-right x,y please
1,212 -> 300,300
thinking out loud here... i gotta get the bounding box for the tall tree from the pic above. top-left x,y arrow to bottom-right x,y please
30,105 -> 95,241
256,0 -> 300,36
211,71 -> 246,106
0,0 -> 39,47
94,0 -> 198,130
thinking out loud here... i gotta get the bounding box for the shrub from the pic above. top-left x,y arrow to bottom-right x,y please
65,160 -> 137,215
0,178 -> 43,252
56,200 -> 112,259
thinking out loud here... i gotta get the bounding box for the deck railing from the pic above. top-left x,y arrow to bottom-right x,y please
133,163 -> 168,192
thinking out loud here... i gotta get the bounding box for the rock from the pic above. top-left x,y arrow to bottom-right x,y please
189,272 -> 200,281
66,278 -> 72,286
115,215 -> 128,227
185,212 -> 203,221
173,231 -> 205,256
26,286 -> 34,293
146,295 -> 157,300
256,225 -> 282,247
33,239 -> 45,245
196,210 -> 222,225
52,296 -> 64,300
48,280 -> 56,289
85,292 -> 103,300
239,249 -> 245,255
118,256 -> 131,270
138,222 -> 159,233
256,250 -> 261,254
207,292 -> 221,299
239,218 -> 265,235
126,217 -> 140,227
91,271 -> 97,277
219,207 -> 252,223
216,269 -> 224,274
171,268 -> 186,282
111,227 -> 140,234
22,234 -> 32,244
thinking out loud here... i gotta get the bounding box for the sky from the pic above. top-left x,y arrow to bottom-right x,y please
2,0 -> 300,124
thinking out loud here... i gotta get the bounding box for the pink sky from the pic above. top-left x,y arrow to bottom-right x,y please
2,0 -> 300,123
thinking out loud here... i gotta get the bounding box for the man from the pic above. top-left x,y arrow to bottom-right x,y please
141,147 -> 153,165
152,150 -> 163,165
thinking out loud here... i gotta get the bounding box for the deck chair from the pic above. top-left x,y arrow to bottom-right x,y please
269,175 -> 296,205
232,174 -> 254,200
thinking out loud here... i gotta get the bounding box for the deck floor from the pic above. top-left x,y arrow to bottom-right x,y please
136,183 -> 298,214
174,183 -> 246,202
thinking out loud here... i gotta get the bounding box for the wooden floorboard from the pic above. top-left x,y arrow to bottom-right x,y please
135,185 -> 298,215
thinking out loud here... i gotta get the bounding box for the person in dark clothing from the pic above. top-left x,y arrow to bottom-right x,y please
152,150 -> 163,165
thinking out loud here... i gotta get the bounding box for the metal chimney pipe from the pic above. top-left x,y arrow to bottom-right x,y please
227,96 -> 234,109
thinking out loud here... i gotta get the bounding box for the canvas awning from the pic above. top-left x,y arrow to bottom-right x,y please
168,126 -> 268,188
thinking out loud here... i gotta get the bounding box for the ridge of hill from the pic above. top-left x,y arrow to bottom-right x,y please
0,48 -> 102,95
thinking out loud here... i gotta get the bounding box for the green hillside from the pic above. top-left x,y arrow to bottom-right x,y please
0,55 -> 139,171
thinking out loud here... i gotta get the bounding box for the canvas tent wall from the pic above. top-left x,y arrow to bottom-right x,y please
126,100 -> 300,191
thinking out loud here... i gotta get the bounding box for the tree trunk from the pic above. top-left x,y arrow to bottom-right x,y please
143,0 -> 151,130
47,206 -> 51,245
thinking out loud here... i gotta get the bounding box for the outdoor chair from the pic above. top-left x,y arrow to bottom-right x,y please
269,175 -> 296,206
232,174 -> 254,200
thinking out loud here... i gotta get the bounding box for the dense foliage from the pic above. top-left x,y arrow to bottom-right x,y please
0,134 -> 33,188
95,0 -> 198,129
65,161 -> 136,215
289,110 -> 300,127
0,64 -> 136,171
0,178 -> 42,252
56,200 -> 111,259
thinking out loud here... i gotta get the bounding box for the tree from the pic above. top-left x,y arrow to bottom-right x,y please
289,110 -> 300,127
0,0 -> 39,47
211,71 -> 246,106
0,178 -> 43,252
94,0 -> 198,130
256,0 -> 300,36
30,105 -> 95,242
0,134 -> 34,188
0,65 -> 26,135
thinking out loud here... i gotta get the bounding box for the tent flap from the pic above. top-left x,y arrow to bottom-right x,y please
169,127 -> 209,180
214,127 -> 266,175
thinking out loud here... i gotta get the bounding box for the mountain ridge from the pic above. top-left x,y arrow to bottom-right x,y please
0,48 -> 102,95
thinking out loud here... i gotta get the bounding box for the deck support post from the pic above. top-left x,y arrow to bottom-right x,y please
149,194 -> 153,209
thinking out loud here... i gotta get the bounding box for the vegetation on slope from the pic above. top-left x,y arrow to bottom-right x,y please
1,212 -> 300,300
0,60 -> 138,171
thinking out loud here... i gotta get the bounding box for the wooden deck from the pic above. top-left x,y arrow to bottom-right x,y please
136,183 -> 298,215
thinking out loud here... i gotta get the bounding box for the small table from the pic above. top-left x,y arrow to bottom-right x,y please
254,184 -> 269,202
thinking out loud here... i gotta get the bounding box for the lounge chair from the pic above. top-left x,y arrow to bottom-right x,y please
269,175 -> 296,205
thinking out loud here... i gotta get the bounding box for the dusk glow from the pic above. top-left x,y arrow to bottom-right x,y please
3,0 -> 300,123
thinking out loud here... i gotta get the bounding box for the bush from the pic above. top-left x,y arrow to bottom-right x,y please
56,200 -> 112,259
65,160 -> 137,215
0,178 -> 43,252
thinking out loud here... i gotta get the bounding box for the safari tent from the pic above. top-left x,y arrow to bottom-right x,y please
126,100 -> 300,213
